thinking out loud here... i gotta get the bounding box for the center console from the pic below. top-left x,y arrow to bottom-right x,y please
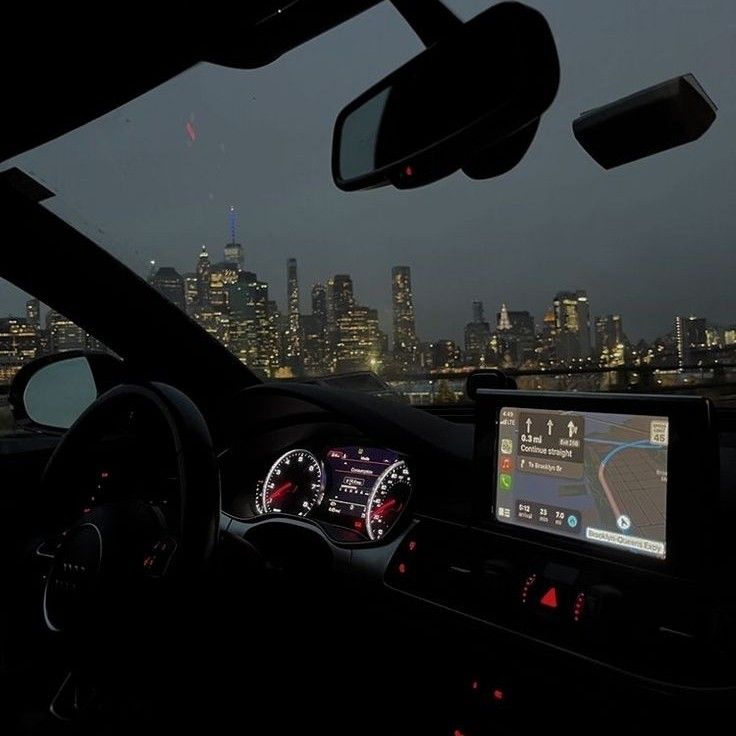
386,389 -> 734,692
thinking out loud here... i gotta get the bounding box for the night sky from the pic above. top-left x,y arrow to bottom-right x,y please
2,0 -> 735,345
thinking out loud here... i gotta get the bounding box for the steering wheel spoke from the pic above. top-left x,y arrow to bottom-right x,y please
49,669 -> 96,722
142,535 -> 179,578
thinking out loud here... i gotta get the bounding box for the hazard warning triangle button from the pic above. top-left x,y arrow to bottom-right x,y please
540,586 -> 558,609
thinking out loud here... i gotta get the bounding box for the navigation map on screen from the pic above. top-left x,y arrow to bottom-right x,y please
494,407 -> 668,559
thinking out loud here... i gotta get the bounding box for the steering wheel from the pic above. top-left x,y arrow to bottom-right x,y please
34,382 -> 220,721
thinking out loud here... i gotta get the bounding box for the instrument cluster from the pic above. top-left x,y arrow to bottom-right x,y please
253,445 -> 413,541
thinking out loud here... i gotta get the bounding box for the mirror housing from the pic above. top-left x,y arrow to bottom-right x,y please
9,351 -> 124,431
572,74 -> 717,169
332,2 -> 559,191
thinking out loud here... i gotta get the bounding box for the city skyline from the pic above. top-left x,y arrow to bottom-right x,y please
3,225 -> 734,385
2,200 -> 728,348
137,228 -> 735,351
138,240 -> 736,379
3,238 -> 735,397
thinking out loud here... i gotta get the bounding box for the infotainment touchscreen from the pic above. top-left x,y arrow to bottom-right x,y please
494,407 -> 668,559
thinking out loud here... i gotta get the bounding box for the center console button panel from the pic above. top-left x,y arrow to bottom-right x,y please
386,520 -> 734,689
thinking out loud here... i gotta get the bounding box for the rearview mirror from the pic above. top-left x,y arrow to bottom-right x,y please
9,351 -> 124,431
332,2 -> 559,191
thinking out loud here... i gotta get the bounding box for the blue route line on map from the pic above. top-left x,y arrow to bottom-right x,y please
599,439 -> 661,467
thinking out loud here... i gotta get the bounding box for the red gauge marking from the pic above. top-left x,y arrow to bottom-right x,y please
372,498 -> 402,519
268,481 -> 295,502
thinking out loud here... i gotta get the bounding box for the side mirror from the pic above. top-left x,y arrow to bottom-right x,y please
9,351 -> 124,431
332,2 -> 559,191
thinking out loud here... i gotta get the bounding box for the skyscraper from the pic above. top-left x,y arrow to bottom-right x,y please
227,271 -> 259,317
265,300 -> 283,371
196,246 -> 211,309
304,283 -> 328,374
391,266 -> 418,369
432,339 -> 462,370
26,298 -> 40,329
326,275 -> 354,370
46,311 -> 87,352
183,273 -> 198,311
552,290 -> 591,363
595,315 -> 625,355
301,314 -> 326,375
152,267 -> 186,311
327,275 -> 354,327
208,262 -> 239,314
334,305 -> 384,373
497,303 -> 512,331
224,206 -> 244,270
286,258 -> 301,369
224,243 -> 244,271
0,317 -> 38,361
472,300 -> 484,324
594,314 -> 627,367
464,301 -> 490,367
506,309 -> 536,364
675,315 -> 707,367
493,305 -> 536,366
312,283 -> 327,331
227,271 -> 277,376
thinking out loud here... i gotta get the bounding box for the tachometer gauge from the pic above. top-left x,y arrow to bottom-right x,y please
262,449 -> 324,516
253,480 -> 264,515
365,461 -> 412,541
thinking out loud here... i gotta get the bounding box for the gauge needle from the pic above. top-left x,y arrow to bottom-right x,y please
372,498 -> 399,518
269,481 -> 296,501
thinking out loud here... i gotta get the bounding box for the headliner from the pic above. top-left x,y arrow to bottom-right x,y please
1,0 -> 382,163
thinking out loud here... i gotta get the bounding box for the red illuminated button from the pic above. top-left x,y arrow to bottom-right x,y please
540,586 -> 558,609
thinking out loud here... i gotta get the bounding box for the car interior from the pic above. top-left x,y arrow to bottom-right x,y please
1,1 -> 735,732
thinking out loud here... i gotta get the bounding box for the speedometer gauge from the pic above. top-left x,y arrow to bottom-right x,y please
365,461 -> 412,540
262,449 -> 324,516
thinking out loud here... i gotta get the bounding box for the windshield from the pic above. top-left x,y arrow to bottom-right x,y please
2,1 -> 735,405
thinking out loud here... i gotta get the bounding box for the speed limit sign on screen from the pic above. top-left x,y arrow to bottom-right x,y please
650,419 -> 669,446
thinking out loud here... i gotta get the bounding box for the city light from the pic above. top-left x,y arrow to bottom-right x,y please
2,228 -> 735,404
141,248 -> 736,402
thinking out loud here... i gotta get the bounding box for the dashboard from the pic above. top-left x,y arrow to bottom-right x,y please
224,440 -> 414,542
219,381 -> 736,714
